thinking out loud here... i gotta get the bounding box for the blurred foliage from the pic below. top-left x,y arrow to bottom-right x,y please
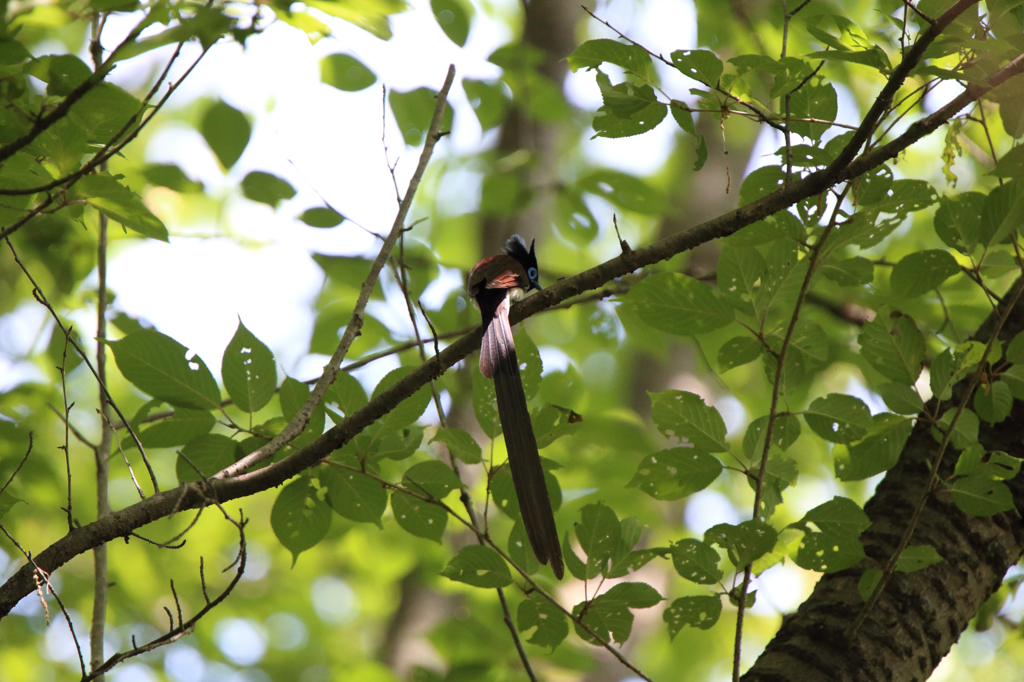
1,0 -> 1024,681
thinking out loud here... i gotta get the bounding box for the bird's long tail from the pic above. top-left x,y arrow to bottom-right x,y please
481,297 -> 564,579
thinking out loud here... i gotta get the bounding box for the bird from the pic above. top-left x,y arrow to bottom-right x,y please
468,235 -> 564,579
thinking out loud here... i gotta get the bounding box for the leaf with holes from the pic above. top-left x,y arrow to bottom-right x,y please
742,414 -> 801,459
718,336 -> 763,372
222,320 -> 276,413
391,491 -> 447,542
670,539 -> 723,584
567,39 -> 653,79
111,330 -> 221,410
441,545 -> 512,588
670,49 -> 723,85
430,427 -> 482,464
517,593 -> 569,649
320,466 -> 387,526
629,273 -> 735,336
875,383 -> 924,415
650,390 -> 729,452
705,519 -> 777,570
573,582 -> 663,645
271,478 -> 332,566
951,476 -> 1016,516
858,308 -> 925,384
576,502 -> 621,578
803,394 -> 871,444
834,414 -> 912,481
628,448 -> 723,500
402,460 -> 462,499
790,497 -> 870,573
890,250 -> 961,298
665,596 -> 722,638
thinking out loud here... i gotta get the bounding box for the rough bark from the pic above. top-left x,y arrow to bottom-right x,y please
745,286 -> 1024,682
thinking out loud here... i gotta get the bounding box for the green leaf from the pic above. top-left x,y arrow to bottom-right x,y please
739,165 -> 786,206
592,72 -> 667,139
299,207 -> 344,228
890,250 -> 961,298
834,415 -> 912,481
391,491 -> 447,542
200,100 -> 250,169
576,502 -> 621,577
430,0 -> 471,47
858,568 -> 883,601
271,478 -> 332,565
0,491 -> 25,520
717,245 -> 765,306
820,257 -> 873,286
553,188 -> 599,244
111,330 -> 220,410
991,144 -> 1024,178
372,367 -> 431,430
718,336 -> 763,372
670,49 -> 723,86
742,414 -> 801,459
933,407 -> 979,451
139,408 -> 215,449
705,519 -> 777,570
951,476 -> 1016,516
472,368 -> 501,438
567,39 -> 653,79
576,169 -> 667,215
279,377 -> 326,448
142,164 -> 204,193
974,380 -> 1013,424
670,539 -> 723,584
222,320 -> 276,413
858,308 -> 925,384
176,433 -> 241,483
242,171 -> 296,208
532,405 -> 582,449
441,546 -> 512,588
875,383 -> 924,415
73,82 -> 143,142
629,273 -> 735,336
803,394 -> 871,444
320,465 -> 387,526
954,444 -> 1021,480
320,53 -> 377,91
895,545 -> 944,573
805,47 -> 891,73
402,460 -> 462,499
726,211 -> 805,246
788,83 -> 837,140
517,594 -> 569,650
573,582 -> 663,644
507,519 -> 540,574
649,390 -> 729,452
934,192 -> 984,254
325,372 -> 368,416
628,448 -> 723,500
388,87 -> 453,147
431,427 -> 482,464
463,79 -> 509,132
71,173 -> 168,241
664,596 -> 722,637
791,497 -> 870,573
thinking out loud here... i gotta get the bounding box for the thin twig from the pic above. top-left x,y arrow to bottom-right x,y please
3,236 -> 158,492
733,182 -> 852,682
216,64 -> 458,479
0,524 -> 87,677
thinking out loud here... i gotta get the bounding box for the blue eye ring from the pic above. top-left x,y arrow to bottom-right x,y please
527,267 -> 538,281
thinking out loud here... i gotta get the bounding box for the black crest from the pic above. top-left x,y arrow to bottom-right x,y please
504,235 -> 541,290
